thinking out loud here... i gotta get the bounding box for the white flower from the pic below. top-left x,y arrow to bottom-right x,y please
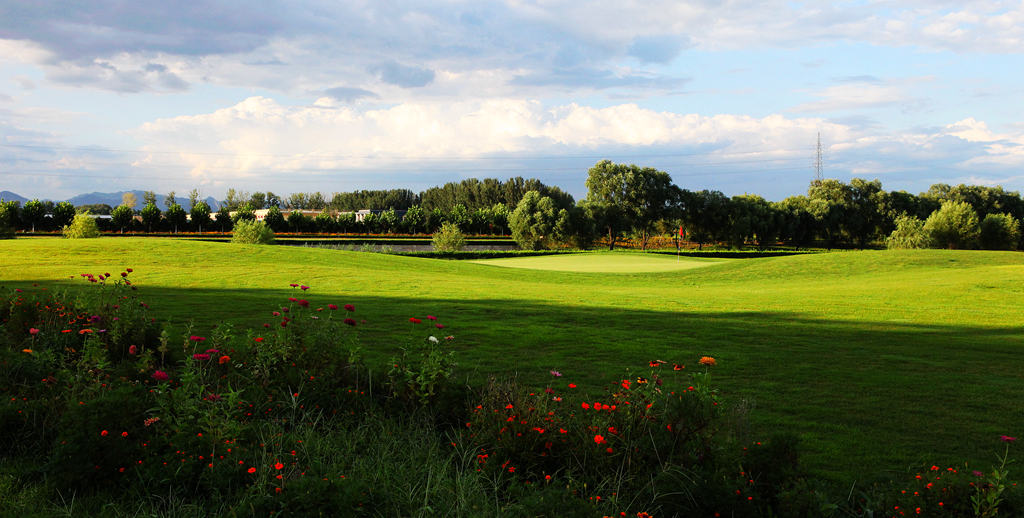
428,336 -> 439,344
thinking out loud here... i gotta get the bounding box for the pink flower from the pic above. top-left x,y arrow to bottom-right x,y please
190,335 -> 206,342
426,315 -> 438,321
28,328 -> 39,335
289,283 -> 298,287
297,299 -> 309,308
193,353 -> 211,361
344,304 -> 355,312
152,370 -> 169,381
205,348 -> 220,354
288,297 -> 298,302
550,370 -> 562,377
1000,435 -> 1017,443
435,323 -> 444,329
300,285 -> 309,291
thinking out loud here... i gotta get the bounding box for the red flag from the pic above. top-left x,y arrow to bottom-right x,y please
678,226 -> 685,238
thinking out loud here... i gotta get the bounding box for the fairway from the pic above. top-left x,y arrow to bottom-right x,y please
2,237 -> 1023,483
470,252 -> 725,272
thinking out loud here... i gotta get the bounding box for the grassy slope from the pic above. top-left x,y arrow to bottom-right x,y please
3,237 -> 1022,482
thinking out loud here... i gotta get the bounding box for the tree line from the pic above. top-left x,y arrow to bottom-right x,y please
1,162 -> 1022,249
505,160 -> 1022,251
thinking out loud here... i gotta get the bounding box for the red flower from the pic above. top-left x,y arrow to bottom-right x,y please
218,355 -> 231,364
101,430 -> 109,436
297,299 -> 309,308
274,462 -> 284,470
344,318 -> 356,326
673,364 -> 684,371
289,283 -> 298,287
300,285 -> 309,291
254,337 -> 264,342
193,353 -> 211,361
328,304 -> 338,310
568,383 -> 577,388
152,370 -> 169,381
190,335 -> 206,342
248,467 -> 256,473
1001,435 -> 1017,443
28,328 -> 39,335
121,431 -> 128,437
344,304 -> 354,312
126,268 -> 133,273
594,434 -> 606,444
426,315 -> 438,321
435,323 -> 444,329
129,345 -> 138,355
409,317 -> 421,324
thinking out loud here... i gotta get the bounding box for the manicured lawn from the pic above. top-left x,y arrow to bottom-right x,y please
2,237 -> 1022,482
470,252 -> 724,272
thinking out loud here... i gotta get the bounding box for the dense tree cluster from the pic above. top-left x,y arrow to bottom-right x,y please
2,165 -> 1023,250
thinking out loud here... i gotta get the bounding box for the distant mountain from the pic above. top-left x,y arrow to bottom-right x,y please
66,191 -> 220,211
0,191 -> 27,204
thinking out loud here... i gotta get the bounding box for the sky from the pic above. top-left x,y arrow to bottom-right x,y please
2,0 -> 1024,202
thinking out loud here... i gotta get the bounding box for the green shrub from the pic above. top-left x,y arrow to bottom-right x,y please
979,213 -> 1021,250
62,212 -> 102,239
924,200 -> 979,249
231,219 -> 275,244
885,214 -> 928,249
431,222 -> 465,252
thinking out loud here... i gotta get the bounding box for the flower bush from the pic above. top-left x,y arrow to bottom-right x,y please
1,272 -> 1018,517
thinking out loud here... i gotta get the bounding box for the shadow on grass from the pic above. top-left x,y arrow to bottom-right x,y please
5,279 -> 1023,484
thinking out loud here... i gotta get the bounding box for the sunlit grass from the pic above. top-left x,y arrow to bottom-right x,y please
2,237 -> 1022,482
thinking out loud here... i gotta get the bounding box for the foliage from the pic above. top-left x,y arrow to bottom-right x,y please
190,200 -> 212,232
0,200 -> 18,238
402,204 -> 426,233
510,190 -> 559,250
886,214 -> 929,249
585,160 -> 679,250
165,203 -> 188,232
21,199 -> 46,232
924,200 -> 980,249
232,203 -> 256,223
140,202 -> 162,232
62,212 -> 101,239
231,219 -> 276,245
432,221 -> 466,253
261,205 -> 285,232
110,204 -> 135,233
51,201 -> 76,229
979,213 -> 1021,250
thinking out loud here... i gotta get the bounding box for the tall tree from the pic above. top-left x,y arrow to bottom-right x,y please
140,203 -> 162,232
509,191 -> 558,250
164,191 -> 176,210
21,199 -> 46,232
121,192 -> 138,210
165,203 -> 187,233
190,200 -> 211,232
583,160 -> 677,250
51,201 -> 76,230
143,191 -> 157,206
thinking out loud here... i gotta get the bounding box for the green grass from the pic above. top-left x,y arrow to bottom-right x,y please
470,252 -> 724,272
2,237 -> 1022,483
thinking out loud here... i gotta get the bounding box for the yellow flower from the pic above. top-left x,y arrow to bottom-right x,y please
699,356 -> 716,366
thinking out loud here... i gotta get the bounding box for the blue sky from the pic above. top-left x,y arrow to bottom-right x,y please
2,1 -> 1023,202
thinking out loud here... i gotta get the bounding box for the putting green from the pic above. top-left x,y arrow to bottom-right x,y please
470,252 -> 726,272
